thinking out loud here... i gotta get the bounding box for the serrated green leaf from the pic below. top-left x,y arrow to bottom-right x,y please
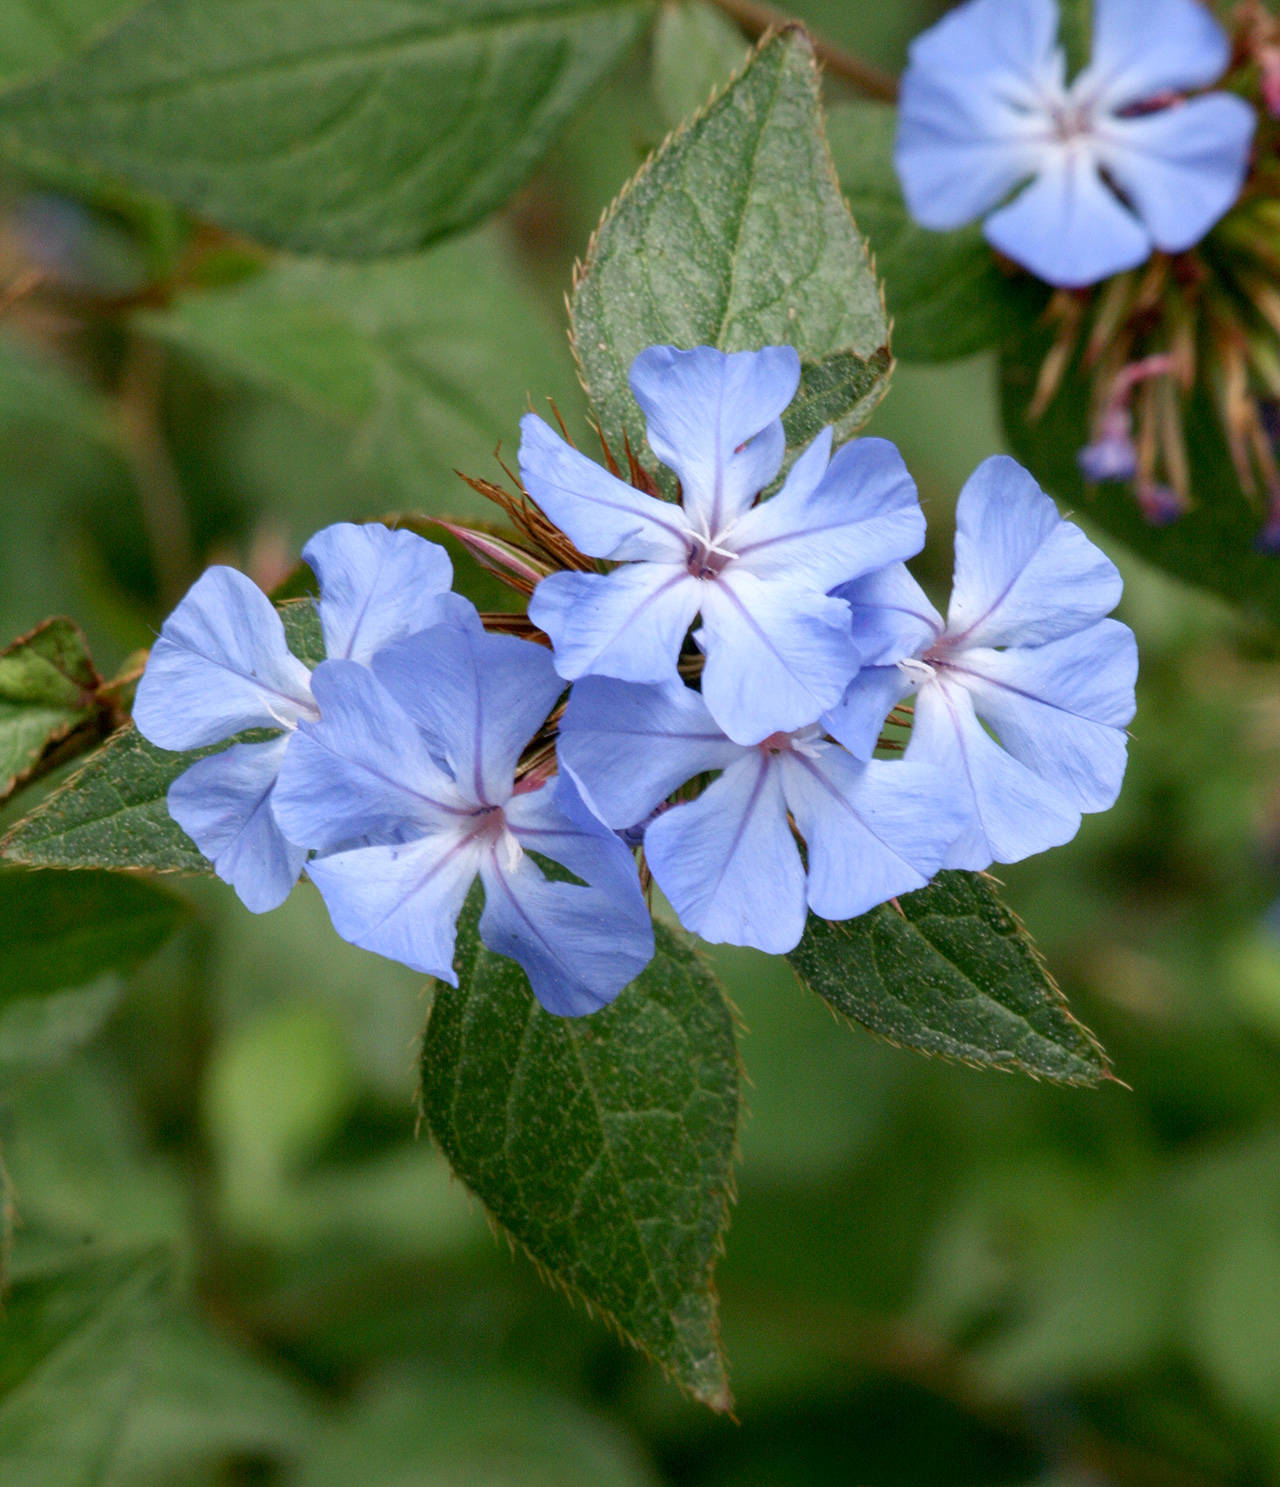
0,599 -> 323,874
0,1247 -> 169,1487
420,899 -> 740,1410
826,100 -> 1017,364
650,2 -> 746,129
0,0 -> 649,258
0,0 -> 138,89
571,28 -> 890,475
0,618 -> 103,802
786,871 -> 1109,1085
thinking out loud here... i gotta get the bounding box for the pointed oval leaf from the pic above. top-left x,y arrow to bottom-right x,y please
420,899 -> 740,1410
0,0 -> 138,89
787,871 -> 1110,1085
0,0 -> 649,258
0,618 -> 104,803
570,27 -> 891,470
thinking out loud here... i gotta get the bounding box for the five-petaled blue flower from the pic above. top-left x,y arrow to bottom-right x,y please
559,677 -> 967,954
824,456 -> 1138,869
522,345 -> 925,745
269,618 -> 654,1017
133,522 -> 462,913
895,0 -> 1256,287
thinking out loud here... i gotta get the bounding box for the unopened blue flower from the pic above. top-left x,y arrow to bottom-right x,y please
270,619 -> 654,1016
522,345 -> 924,745
559,677 -> 965,954
824,456 -> 1138,870
896,0 -> 1256,287
133,522 -> 461,913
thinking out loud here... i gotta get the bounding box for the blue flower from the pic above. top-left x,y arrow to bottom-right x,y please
133,522 -> 461,913
522,345 -> 925,745
895,0 -> 1256,287
824,456 -> 1138,870
558,677 -> 966,954
270,619 -> 654,1016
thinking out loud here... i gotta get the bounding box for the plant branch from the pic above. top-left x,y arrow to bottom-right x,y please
709,0 -> 900,102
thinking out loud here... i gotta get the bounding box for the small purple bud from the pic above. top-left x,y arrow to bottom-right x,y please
1078,434 -> 1139,483
1135,482 -> 1187,526
1256,488 -> 1280,552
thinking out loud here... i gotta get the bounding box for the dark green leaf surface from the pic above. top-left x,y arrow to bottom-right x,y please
826,100 -> 1016,363
420,901 -> 740,1409
0,1247 -> 169,1487
0,618 -> 102,801
0,0 -> 138,88
0,0 -> 649,258
787,872 -> 1109,1084
571,28 -> 890,473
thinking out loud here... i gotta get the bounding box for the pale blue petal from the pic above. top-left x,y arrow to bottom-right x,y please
1097,96 -> 1256,253
778,746 -> 965,919
907,677 -> 1080,869
557,677 -> 745,829
644,753 -> 807,953
946,619 -> 1138,812
983,150 -> 1152,287
905,0 -> 1061,91
946,456 -> 1123,648
373,622 -> 563,806
527,565 -> 701,687
306,833 -> 479,982
304,521 -> 456,664
272,660 -> 469,852
628,345 -> 797,534
506,774 -> 652,911
518,412 -> 692,562
133,566 -> 315,750
167,735 -> 306,913
1080,0 -> 1232,110
731,435 -> 925,591
833,561 -> 943,664
821,666 -> 910,761
698,571 -> 857,744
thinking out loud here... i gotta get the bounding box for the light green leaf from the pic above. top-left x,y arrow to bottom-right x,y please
826,100 -> 1017,363
0,599 -> 322,875
571,27 -> 891,473
0,0 -> 650,258
650,2 -> 746,129
139,233 -> 578,514
0,0 -> 138,89
786,871 -> 1110,1084
0,618 -> 103,802
419,900 -> 740,1410
0,1247 -> 169,1487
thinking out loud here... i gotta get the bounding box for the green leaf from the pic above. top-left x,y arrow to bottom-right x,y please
0,0 -> 138,89
0,1247 -> 169,1487
0,599 -> 323,875
0,618 -> 103,802
826,100 -> 1017,363
138,232 -> 578,514
0,0 -> 649,258
650,1 -> 746,129
419,901 -> 740,1410
570,27 -> 891,474
999,321 -> 1280,627
786,871 -> 1110,1085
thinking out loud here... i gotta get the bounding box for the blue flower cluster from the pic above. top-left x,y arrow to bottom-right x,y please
134,344 -> 1136,1013
896,0 -> 1255,288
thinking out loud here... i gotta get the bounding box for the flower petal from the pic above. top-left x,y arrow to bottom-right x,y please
983,148 -> 1152,287
506,774 -> 652,907
698,571 -> 857,744
167,735 -> 306,913
272,660 -> 468,852
304,521 -> 458,664
557,676 -> 746,829
518,412 -> 691,562
907,677 -> 1080,869
307,834 -> 479,982
731,435 -> 925,591
1080,0 -> 1232,110
527,565 -> 701,688
628,345 -> 797,534
373,621 -> 564,806
644,753 -> 807,953
778,746 -> 966,919
945,619 -> 1138,812
945,455 -> 1123,648
833,561 -> 944,664
133,566 -> 314,750
821,666 -> 911,761
1096,95 -> 1256,253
